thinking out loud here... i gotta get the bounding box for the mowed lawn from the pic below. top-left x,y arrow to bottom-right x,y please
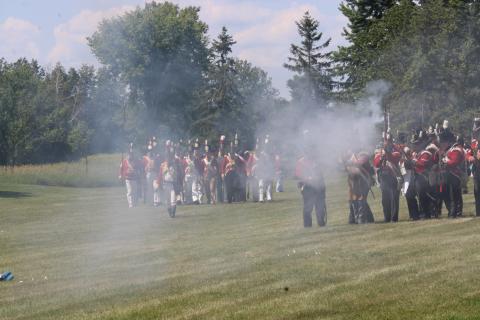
2,178 -> 480,319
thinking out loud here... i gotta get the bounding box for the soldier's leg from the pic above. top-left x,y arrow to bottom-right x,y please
266,180 -> 273,201
131,179 -> 138,207
380,175 -> 392,222
125,179 -> 134,208
302,186 -> 314,227
216,177 -> 224,203
204,177 -> 211,204
349,200 -> 356,224
258,179 -> 265,202
145,173 -> 153,205
169,184 -> 176,217
314,188 -> 326,226
153,180 -> 160,207
392,188 -> 400,222
450,174 -> 462,217
251,177 -> 259,202
210,178 -> 217,204
364,200 -> 375,223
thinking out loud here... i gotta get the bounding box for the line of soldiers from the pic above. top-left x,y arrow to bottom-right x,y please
119,135 -> 285,216
295,118 -> 480,228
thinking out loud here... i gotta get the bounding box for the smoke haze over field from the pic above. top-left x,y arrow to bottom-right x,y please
261,81 -> 390,174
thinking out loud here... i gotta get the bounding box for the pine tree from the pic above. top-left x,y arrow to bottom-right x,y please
284,11 -> 333,108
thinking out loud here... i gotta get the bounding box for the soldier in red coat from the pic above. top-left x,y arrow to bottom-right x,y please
443,135 -> 465,218
344,150 -> 375,224
295,149 -> 326,227
373,134 -> 402,222
119,152 -> 142,208
158,151 -> 178,217
405,132 -> 435,220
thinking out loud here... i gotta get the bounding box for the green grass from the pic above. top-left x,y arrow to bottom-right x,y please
0,154 -> 121,188
2,178 -> 480,319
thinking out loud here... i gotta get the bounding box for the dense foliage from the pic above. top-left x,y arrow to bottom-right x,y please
333,0 -> 480,134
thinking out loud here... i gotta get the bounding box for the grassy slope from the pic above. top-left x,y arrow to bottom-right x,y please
1,179 -> 480,319
0,154 -> 120,188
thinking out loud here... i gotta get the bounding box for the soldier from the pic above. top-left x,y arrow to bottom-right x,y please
119,152 -> 141,208
245,149 -> 259,202
344,150 -> 375,224
405,132 -> 435,220
143,150 -> 156,206
295,147 -> 326,227
468,118 -> 480,216
373,133 -> 402,222
443,135 -> 465,218
158,151 -> 178,217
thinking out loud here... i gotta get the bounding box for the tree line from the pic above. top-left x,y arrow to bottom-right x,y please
2,0 -> 480,166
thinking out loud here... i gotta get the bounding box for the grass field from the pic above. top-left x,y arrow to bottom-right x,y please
0,154 -> 120,188
2,173 -> 480,319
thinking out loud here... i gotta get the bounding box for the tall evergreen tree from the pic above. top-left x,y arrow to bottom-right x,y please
284,11 -> 333,108
334,0 -> 397,98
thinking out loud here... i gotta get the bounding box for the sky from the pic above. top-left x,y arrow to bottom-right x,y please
0,0 -> 348,98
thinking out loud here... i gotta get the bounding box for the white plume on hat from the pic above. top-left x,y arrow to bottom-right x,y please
443,120 -> 449,129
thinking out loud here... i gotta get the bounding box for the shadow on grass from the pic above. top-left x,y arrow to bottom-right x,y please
0,191 -> 32,198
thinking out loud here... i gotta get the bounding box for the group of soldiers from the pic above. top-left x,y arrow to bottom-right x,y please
295,118 -> 480,228
119,135 -> 284,217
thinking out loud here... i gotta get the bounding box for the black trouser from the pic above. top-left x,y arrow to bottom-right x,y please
350,199 -> 373,224
474,175 -> 480,216
379,173 -> 400,222
446,172 -> 463,217
302,185 -> 326,227
217,175 -> 224,203
405,175 -> 419,220
416,174 -> 434,219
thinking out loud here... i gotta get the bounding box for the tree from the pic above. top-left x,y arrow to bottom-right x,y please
284,11 -> 333,108
88,1 -> 210,137
334,0 -> 397,99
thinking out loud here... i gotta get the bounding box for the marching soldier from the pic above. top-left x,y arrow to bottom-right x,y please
373,134 -> 402,222
143,150 -> 156,206
443,135 -> 465,218
406,132 -> 435,220
295,148 -> 326,227
158,151 -> 178,217
119,152 -> 142,208
344,150 -> 375,224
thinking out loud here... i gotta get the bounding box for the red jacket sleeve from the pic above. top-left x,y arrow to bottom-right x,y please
446,149 -> 464,167
373,153 -> 382,168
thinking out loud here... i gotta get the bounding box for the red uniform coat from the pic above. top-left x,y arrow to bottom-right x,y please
414,150 -> 433,174
445,145 -> 465,176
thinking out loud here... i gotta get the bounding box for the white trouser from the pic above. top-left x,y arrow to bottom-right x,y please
192,177 -> 203,203
259,179 -> 273,202
146,172 -> 155,205
125,179 -> 138,208
163,182 -> 176,208
153,179 -> 161,205
275,175 -> 284,192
